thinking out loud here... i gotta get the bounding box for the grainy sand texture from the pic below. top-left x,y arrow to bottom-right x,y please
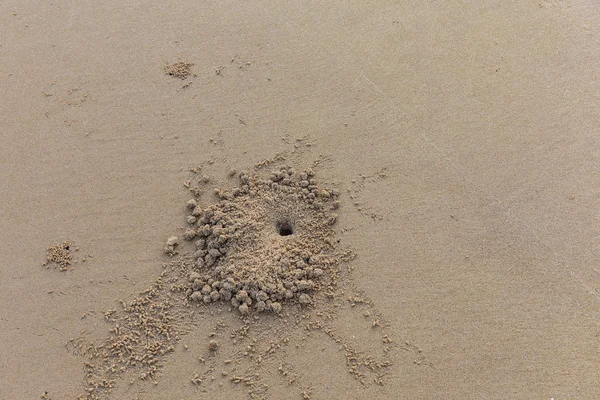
2,1 -> 600,399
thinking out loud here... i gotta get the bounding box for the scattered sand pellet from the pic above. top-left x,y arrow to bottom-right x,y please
186,199 -> 198,209
164,61 -> 194,79
298,293 -> 312,305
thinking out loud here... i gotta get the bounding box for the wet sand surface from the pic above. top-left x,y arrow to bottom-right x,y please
1,1 -> 600,399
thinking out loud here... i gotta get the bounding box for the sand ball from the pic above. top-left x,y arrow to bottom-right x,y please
192,280 -> 203,290
194,249 -> 206,259
204,254 -> 215,267
190,291 -> 203,302
318,189 -> 331,199
164,236 -> 180,255
256,290 -> 268,301
201,284 -> 212,295
270,302 -> 282,314
238,303 -> 249,315
192,206 -> 203,217
208,248 -> 222,258
184,229 -> 197,241
297,280 -> 314,291
219,289 -> 232,301
236,290 -> 249,302
187,199 -> 198,209
298,293 -> 312,305
166,236 -> 179,246
189,272 -> 202,282
200,225 -> 212,236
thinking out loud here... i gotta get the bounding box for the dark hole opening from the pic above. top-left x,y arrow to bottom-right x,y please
276,219 -> 294,236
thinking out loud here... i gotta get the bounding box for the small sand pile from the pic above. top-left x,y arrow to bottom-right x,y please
164,61 -> 193,79
44,240 -> 73,271
173,166 -> 341,315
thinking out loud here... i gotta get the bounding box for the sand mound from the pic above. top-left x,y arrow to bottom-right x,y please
164,61 -> 193,79
44,240 -> 73,271
175,166 -> 341,315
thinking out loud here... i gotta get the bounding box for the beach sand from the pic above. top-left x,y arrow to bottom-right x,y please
2,1 -> 600,399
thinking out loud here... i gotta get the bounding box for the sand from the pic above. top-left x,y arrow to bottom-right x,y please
2,1 -> 600,399
71,163 -> 392,399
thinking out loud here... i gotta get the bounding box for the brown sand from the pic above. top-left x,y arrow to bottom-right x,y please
2,1 -> 600,399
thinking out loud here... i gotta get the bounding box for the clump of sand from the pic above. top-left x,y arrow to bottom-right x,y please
163,235 -> 180,256
44,240 -> 73,271
173,166 -> 341,315
164,61 -> 193,79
